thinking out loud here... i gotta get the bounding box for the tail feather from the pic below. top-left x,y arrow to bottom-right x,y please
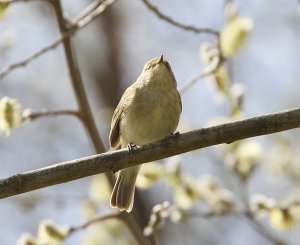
110,166 -> 140,212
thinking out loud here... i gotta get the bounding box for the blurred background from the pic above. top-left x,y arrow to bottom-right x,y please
0,0 -> 300,244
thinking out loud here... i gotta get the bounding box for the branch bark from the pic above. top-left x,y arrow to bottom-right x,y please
1,107 -> 299,199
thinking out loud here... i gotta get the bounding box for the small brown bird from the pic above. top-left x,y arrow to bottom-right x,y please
109,55 -> 182,212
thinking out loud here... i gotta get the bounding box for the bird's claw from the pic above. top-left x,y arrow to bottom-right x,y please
170,131 -> 180,136
127,143 -> 137,155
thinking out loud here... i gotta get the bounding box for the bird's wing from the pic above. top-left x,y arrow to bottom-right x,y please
109,86 -> 135,149
178,90 -> 182,112
109,105 -> 122,149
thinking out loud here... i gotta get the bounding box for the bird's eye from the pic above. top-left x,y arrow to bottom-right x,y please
145,64 -> 155,70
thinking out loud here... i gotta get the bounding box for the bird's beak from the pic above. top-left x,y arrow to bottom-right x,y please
158,55 -> 164,64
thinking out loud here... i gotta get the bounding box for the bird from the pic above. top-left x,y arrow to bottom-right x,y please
109,55 -> 182,212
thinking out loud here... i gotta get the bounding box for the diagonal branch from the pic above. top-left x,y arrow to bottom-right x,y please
67,212 -> 120,236
0,0 -> 118,80
66,211 -> 151,245
0,36 -> 64,80
179,73 -> 206,94
179,55 -> 224,94
0,0 -> 50,3
0,107 -> 299,199
243,212 -> 285,245
140,0 -> 219,35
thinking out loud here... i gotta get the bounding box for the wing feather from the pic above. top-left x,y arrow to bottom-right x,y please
109,106 -> 122,149
109,86 -> 136,149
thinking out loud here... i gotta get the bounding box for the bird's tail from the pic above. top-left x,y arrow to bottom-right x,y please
110,166 -> 140,212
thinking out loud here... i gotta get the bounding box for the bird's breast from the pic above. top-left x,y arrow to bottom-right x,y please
120,83 -> 181,145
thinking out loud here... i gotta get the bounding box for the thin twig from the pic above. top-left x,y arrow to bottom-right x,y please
72,0 -> 117,29
189,210 -> 243,219
67,212 -> 120,236
239,178 -> 284,244
179,73 -> 206,94
22,109 -> 82,121
190,209 -> 285,244
66,212 -> 149,245
0,37 -> 63,80
179,55 -> 224,94
0,107 -> 299,199
243,212 -> 285,245
0,0 -> 118,80
140,0 -> 219,36
71,0 -> 102,24
0,0 -> 51,3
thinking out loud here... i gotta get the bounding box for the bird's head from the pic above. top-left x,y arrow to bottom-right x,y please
142,55 -> 176,85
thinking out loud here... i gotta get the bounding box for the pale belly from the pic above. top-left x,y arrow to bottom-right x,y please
120,87 -> 181,146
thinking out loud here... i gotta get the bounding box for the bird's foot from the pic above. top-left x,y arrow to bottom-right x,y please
127,143 -> 137,155
170,131 -> 180,136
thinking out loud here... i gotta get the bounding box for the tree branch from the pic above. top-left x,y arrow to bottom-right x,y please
66,212 -> 151,245
0,0 -> 118,80
179,73 -> 206,94
190,210 -> 285,245
243,212 -> 285,245
0,0 -> 50,3
140,0 -> 219,35
22,109 -> 81,121
67,212 -> 120,236
51,0 -> 107,152
0,107 -> 299,199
